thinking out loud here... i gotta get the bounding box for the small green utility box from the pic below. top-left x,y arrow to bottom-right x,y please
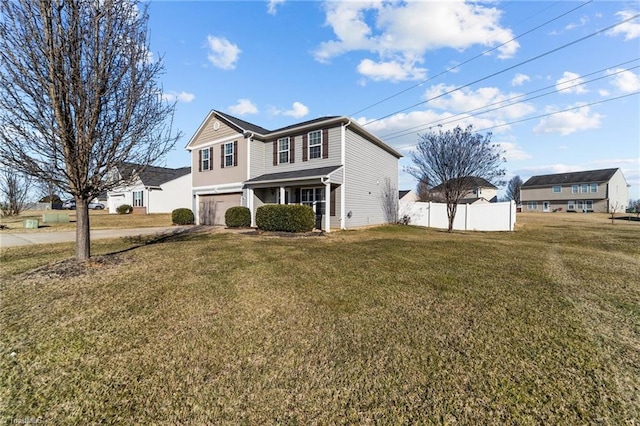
24,219 -> 39,229
42,213 -> 70,223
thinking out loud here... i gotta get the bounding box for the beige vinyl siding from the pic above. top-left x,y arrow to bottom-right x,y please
250,138 -> 265,179
344,128 -> 398,228
521,183 -> 606,202
190,115 -> 241,147
261,126 -> 342,175
192,138 -> 247,188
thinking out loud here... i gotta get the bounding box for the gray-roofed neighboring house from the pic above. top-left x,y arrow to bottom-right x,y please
185,109 -> 402,230
521,168 -> 628,213
107,163 -> 192,214
429,176 -> 499,204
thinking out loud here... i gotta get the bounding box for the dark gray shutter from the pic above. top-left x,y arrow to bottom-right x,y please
302,134 -> 308,162
273,141 -> 277,165
209,147 -> 213,171
233,141 -> 238,167
220,144 -> 225,168
322,129 -> 329,159
330,187 -> 336,216
290,136 -> 295,164
198,150 -> 202,172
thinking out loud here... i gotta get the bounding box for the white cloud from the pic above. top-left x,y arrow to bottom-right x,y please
162,91 -> 195,103
519,164 -> 585,177
533,104 -> 603,135
314,1 -> 518,82
511,73 -> 530,87
267,0 -> 285,15
565,16 -> 589,31
607,68 -> 640,93
555,72 -> 588,94
228,99 -> 258,115
357,58 -> 427,82
606,10 -> 640,40
271,102 -> 309,119
206,36 -> 241,70
424,84 -> 535,119
496,141 -> 531,161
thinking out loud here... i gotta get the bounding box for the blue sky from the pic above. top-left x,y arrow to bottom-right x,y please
146,0 -> 640,199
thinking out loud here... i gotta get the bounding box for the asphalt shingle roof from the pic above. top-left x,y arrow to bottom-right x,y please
431,176 -> 497,191
522,168 -> 618,187
245,165 -> 342,184
119,163 -> 190,187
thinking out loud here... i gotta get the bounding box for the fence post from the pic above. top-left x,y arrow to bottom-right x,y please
428,201 -> 431,228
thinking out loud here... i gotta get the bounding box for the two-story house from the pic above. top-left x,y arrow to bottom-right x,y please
185,110 -> 402,231
520,168 -> 628,213
429,177 -> 498,204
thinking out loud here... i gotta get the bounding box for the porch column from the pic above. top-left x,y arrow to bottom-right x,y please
248,188 -> 255,227
324,181 -> 331,232
279,186 -> 285,204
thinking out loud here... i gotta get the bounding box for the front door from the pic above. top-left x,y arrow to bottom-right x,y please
543,201 -> 550,212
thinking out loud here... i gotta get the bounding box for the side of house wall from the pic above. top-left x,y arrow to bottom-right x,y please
607,169 -> 629,212
148,174 -> 192,214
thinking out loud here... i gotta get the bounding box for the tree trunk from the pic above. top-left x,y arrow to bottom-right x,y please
447,202 -> 457,232
75,198 -> 91,261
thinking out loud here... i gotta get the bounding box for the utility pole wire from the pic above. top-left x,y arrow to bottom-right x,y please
349,0 -> 591,117
362,12 -> 640,127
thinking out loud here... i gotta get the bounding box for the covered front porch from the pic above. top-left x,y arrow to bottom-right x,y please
245,166 -> 343,232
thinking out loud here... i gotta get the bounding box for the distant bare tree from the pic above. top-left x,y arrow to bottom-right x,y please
380,177 -> 398,224
609,202 -> 621,224
0,0 -> 181,260
407,125 -> 505,231
0,168 -> 32,216
505,175 -> 523,206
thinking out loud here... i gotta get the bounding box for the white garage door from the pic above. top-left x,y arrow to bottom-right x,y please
199,193 -> 242,225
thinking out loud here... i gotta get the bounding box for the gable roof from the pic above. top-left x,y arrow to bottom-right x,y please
522,168 -> 619,187
431,176 -> 498,191
118,163 -> 190,188
399,190 -> 412,199
187,110 -> 402,158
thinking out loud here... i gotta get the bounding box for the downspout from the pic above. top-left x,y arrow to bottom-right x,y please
341,120 -> 350,230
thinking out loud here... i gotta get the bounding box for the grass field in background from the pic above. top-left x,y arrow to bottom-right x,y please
0,209 -> 172,232
1,213 -> 638,423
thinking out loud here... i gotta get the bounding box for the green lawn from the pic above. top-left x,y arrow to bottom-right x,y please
1,213 -> 639,424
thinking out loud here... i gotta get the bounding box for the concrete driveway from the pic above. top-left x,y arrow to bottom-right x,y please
0,226 -> 195,248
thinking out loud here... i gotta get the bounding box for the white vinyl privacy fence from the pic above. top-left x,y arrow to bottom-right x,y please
400,201 -> 516,231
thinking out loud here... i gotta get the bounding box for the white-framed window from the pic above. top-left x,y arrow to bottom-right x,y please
301,187 -> 326,214
581,183 -> 588,193
585,200 -> 593,210
590,183 -> 598,193
552,185 -> 562,193
572,184 -> 579,193
576,200 -> 584,211
568,200 -> 575,210
224,142 -> 234,167
308,130 -> 322,159
200,148 -> 210,171
133,190 -> 144,207
527,201 -> 538,210
278,137 -> 289,164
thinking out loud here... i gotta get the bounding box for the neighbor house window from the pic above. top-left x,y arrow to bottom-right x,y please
585,200 -> 593,210
590,183 -> 598,193
200,148 -> 211,171
308,130 -> 322,159
224,142 -> 234,167
576,200 -> 584,211
552,185 -> 562,193
581,183 -> 588,193
567,200 -> 575,210
527,201 -> 537,210
278,137 -> 289,164
133,191 -> 143,207
572,185 -> 579,193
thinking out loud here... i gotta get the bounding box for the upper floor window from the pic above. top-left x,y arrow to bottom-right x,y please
278,137 -> 290,164
581,183 -> 588,193
133,191 -> 144,207
199,147 -> 211,171
572,184 -> 579,193
221,141 -> 237,168
552,185 -> 562,193
308,130 -> 322,159
589,183 -> 597,193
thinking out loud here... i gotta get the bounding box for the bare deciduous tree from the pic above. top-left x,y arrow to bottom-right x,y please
380,177 -> 398,224
0,0 -> 181,260
407,125 -> 505,231
0,168 -> 32,216
505,175 -> 523,206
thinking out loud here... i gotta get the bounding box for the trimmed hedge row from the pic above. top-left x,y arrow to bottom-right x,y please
116,204 -> 132,215
172,208 -> 194,225
225,206 -> 251,228
256,204 -> 315,233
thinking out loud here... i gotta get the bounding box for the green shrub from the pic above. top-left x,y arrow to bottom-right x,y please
116,204 -> 132,215
172,208 -> 194,225
225,206 -> 251,228
255,204 -> 315,233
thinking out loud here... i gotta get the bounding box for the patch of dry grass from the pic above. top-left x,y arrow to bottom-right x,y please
0,210 -> 171,233
1,213 -> 639,423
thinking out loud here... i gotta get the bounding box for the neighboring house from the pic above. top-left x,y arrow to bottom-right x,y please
107,163 -> 191,214
185,110 -> 402,231
429,177 -> 498,204
520,168 -> 628,213
399,190 -> 419,202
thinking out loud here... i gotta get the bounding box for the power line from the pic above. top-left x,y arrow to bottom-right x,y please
362,12 -> 640,127
349,0 -> 591,117
381,59 -> 640,140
